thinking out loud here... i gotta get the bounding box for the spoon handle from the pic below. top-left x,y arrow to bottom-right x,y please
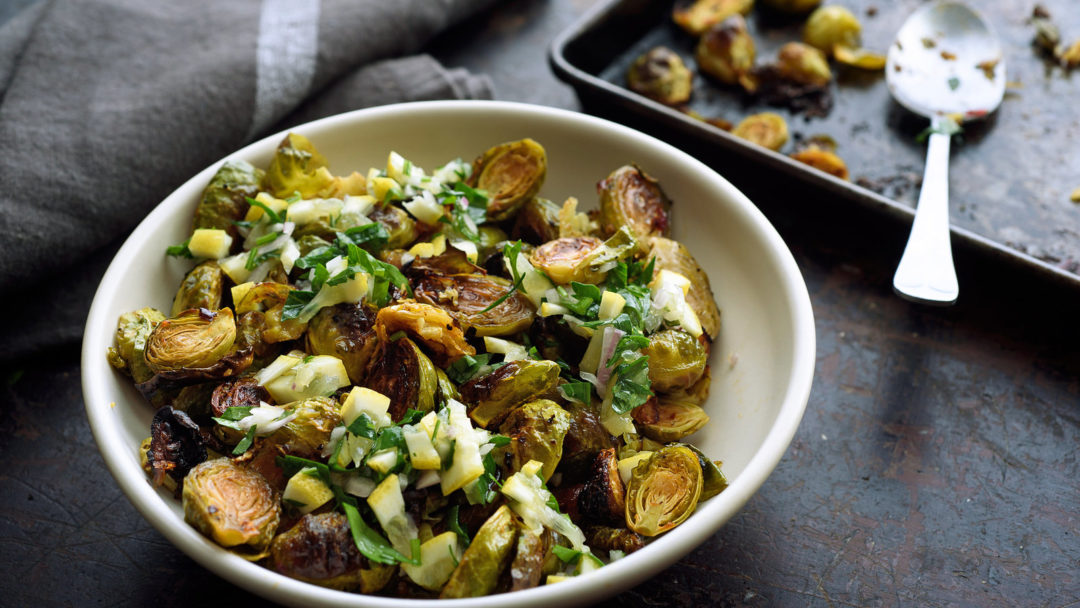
893,124 -> 958,305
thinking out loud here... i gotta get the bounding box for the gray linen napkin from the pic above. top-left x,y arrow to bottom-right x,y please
0,0 -> 495,361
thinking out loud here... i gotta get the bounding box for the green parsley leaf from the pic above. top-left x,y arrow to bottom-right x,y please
387,330 -> 407,342
245,197 -> 284,224
609,356 -> 653,414
558,381 -> 592,406
341,223 -> 390,253
347,413 -> 378,439
342,500 -> 416,565
165,239 -> 194,259
447,504 -> 471,546
281,289 -> 316,321
481,240 -> 526,313
445,353 -> 491,384
232,425 -> 257,455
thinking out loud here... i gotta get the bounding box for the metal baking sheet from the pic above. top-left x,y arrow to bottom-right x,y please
550,0 -> 1080,291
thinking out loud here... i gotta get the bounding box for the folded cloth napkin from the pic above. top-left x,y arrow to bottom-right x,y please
0,0 -> 495,361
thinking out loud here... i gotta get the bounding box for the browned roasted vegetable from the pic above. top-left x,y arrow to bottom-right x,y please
364,336 -> 438,421
507,529 -> 552,592
804,4 -> 861,57
497,399 -> 572,481
644,329 -> 708,392
760,0 -> 820,13
511,197 -> 562,245
469,139 -> 547,221
684,443 -> 729,500
375,301 -> 476,367
145,308 -> 236,373
696,16 -> 756,89
790,144 -> 849,180
210,378 -> 272,418
441,505 -> 519,598
107,307 -> 166,384
776,42 -> 832,87
135,348 -> 253,405
369,204 -> 420,249
171,261 -> 224,317
413,274 -> 535,337
234,310 -> 281,367
529,236 -> 602,284
305,303 -> 379,383
233,282 -> 307,343
626,46 -> 693,106
271,396 -> 341,457
459,360 -> 562,428
664,365 -> 712,405
598,165 -> 671,252
172,383 -> 218,419
673,0 -> 754,37
640,400 -> 710,442
732,112 -> 790,151
147,406 -> 207,487
578,448 -> 626,526
263,133 -> 333,199
183,458 -> 280,554
408,247 -> 485,276
583,525 -> 646,555
193,160 -> 262,241
648,237 -> 722,339
560,402 -> 616,476
624,445 -> 703,536
270,512 -> 395,592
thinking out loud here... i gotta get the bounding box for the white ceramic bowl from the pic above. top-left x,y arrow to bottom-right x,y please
82,100 -> 815,607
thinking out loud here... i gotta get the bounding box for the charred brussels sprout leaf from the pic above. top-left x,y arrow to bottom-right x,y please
305,303 -> 379,384
560,402 -> 617,477
263,133 -> 334,199
640,400 -> 710,442
193,160 -> 263,240
364,337 -> 438,421
171,261 -> 224,317
578,448 -> 627,526
210,378 -> 272,418
644,329 -> 708,392
147,406 -> 207,487
367,204 -> 420,250
270,512 -> 395,592
733,112 -> 790,151
627,46 -> 693,106
672,0 -> 754,37
598,165 -> 671,252
459,359 -> 562,428
469,139 -> 547,222
683,443 -> 728,500
511,197 -> 562,245
648,237 -> 722,339
497,399 -> 572,481
413,274 -> 535,337
183,458 -> 280,554
790,144 -> 850,180
144,308 -> 237,373
508,529 -> 552,592
624,445 -> 703,536
440,505 -> 519,598
107,307 -> 166,384
583,525 -> 645,554
696,16 -> 756,89
375,301 -> 476,367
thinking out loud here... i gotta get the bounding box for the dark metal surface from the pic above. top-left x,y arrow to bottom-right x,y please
3,1 -> 1080,606
551,0 -> 1080,290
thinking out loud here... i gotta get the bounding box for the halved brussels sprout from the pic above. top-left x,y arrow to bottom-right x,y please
511,197 -> 562,245
790,144 -> 849,180
672,0 -> 754,37
648,237 -> 722,339
235,310 -> 282,371
306,303 -> 379,384
508,529 -> 552,592
274,396 -> 342,457
369,204 -> 420,250
270,512 -> 395,592
183,458 -> 280,553
640,400 -> 710,442
529,237 -> 602,284
578,448 -> 627,526
804,5 -> 861,57
210,377 -> 272,418
459,360 -> 562,428
497,399 -> 572,481
233,282 -> 307,343
573,226 -> 638,284
776,41 -> 832,87
696,16 -> 755,89
598,165 -> 671,251
627,46 -> 693,106
560,402 -> 617,475
292,210 -> 369,243
364,336 -> 438,421
107,307 -> 166,384
624,445 -> 703,536
476,226 -> 509,264
263,132 -> 334,199
583,525 -> 645,555
172,382 -> 218,419
295,234 -> 333,258
375,301 -> 476,367
684,443 -> 729,500
145,308 -> 236,373
147,406 -> 207,487
171,261 -> 224,317
440,505 -> 519,598
193,160 -> 263,240
408,247 -> 485,276
413,274 -> 535,337
645,329 -> 708,392
664,365 -> 712,405
733,112 -> 790,151
469,139 -> 547,221
136,348 -> 254,406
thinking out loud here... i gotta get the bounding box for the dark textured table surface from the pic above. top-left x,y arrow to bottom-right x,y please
3,1 -> 1080,607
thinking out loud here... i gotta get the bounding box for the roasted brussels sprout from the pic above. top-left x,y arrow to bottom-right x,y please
760,0 -> 820,13
578,448 -> 627,526
560,402 -> 617,475
305,303 -> 378,383
790,144 -> 849,180
193,160 -> 263,240
583,525 -> 645,555
833,45 -> 886,70
107,307 -> 166,384
135,348 -> 254,406
732,112 -> 790,151
270,512 -> 395,592
292,210 -> 369,244
497,399 -> 572,481
529,236 -> 602,284
273,396 -> 342,457
147,406 -> 207,487
511,197 -> 562,245
413,274 -> 535,337
573,226 -> 638,284
459,360 -> 562,428
647,237 -> 722,339
233,282 -> 307,343
696,16 -> 756,89
624,445 -> 703,536
776,41 -> 832,87
476,226 -> 509,264
440,505 -> 519,598
172,382 -> 218,419
364,336 -> 438,421
369,204 -> 420,250
469,139 -> 547,222
183,458 -> 280,553
171,261 -> 224,317
508,529 -> 552,592
210,377 -> 272,418
408,247 -> 485,277
673,0 -> 754,37
375,301 -> 476,367
145,308 -> 236,373
684,443 -> 729,500
626,46 -> 693,106
263,132 -> 334,199
640,400 -> 710,442
598,165 -> 671,251
804,5 -> 861,57
645,329 -> 708,392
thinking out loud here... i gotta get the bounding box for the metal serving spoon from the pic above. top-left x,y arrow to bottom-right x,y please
886,2 -> 1005,305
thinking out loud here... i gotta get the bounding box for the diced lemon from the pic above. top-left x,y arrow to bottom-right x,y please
282,468 -> 334,515
483,336 -> 528,362
430,234 -> 447,256
539,302 -> 570,317
230,282 -> 255,307
263,355 -> 349,403
366,448 -> 400,474
340,386 -> 392,428
450,239 -> 478,263
218,252 -> 251,284
546,575 -> 572,584
402,532 -> 463,591
369,176 -> 399,201
402,195 -> 446,225
408,242 -> 436,258
404,426 -> 441,470
187,228 -> 232,259
243,192 -> 288,222
440,401 -> 485,496
598,290 -> 626,320
367,474 -> 419,557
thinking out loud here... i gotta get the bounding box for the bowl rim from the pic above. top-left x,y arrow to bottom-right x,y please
81,99 -> 815,607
